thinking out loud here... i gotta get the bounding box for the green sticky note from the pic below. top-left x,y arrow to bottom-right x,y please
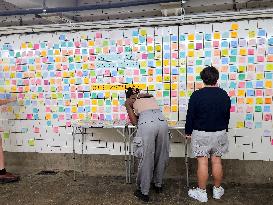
51,87 -> 56,92
38,87 -> 43,92
68,57 -> 74,63
196,75 -> 202,81
180,67 -> 186,73
196,60 -> 202,65
91,93 -> 97,99
255,106 -> 262,112
140,69 -> 146,75
102,40 -> 109,46
238,74 -> 245,80
188,43 -> 194,49
90,70 -> 96,76
16,52 -> 21,58
112,93 -> 118,98
28,139 -> 35,146
3,132 -> 9,139
148,53 -> 154,59
98,99 -> 104,106
57,93 -> 63,99
95,48 -> 102,54
230,56 -> 237,63
118,69 -> 125,75
163,91 -> 170,97
125,47 -> 132,52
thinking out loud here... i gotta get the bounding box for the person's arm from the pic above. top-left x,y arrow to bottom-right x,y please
185,94 -> 195,137
124,97 -> 138,126
0,96 -> 16,106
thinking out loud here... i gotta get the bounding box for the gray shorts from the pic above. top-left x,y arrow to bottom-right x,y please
191,130 -> 229,158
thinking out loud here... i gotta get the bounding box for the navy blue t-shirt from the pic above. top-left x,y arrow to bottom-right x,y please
185,87 -> 231,135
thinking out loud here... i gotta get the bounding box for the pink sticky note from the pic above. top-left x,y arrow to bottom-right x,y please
104,70 -> 111,76
142,54 -> 148,59
76,71 -> 83,77
72,114 -> 78,120
59,115 -> 64,121
96,33 -> 102,38
89,49 -> 94,55
133,69 -> 140,75
271,139 -> 273,145
99,114 -> 105,120
238,82 -> 245,88
111,77 -> 117,83
264,114 -> 272,121
92,114 -> 98,120
46,107 -> 51,112
120,114 -> 126,120
248,49 -> 255,55
256,90 -> 263,96
171,91 -> 177,97
18,93 -> 24,99
66,121 -> 71,127
163,68 -> 170,74
91,78 -> 96,83
38,93 -> 43,99
230,106 -> 235,112
113,106 -> 119,112
125,39 -> 131,45
213,41 -> 219,48
34,44 -> 39,50
27,114 -> 33,120
74,42 -> 81,48
36,79 -> 42,85
257,56 -> 265,62
246,106 -> 253,113
75,49 -> 81,54
172,53 -> 178,59
53,127 -> 59,133
34,127 -> 40,133
71,93 -> 76,99
117,47 -> 123,53
196,43 -> 203,50
239,57 -> 246,64
11,80 -> 17,85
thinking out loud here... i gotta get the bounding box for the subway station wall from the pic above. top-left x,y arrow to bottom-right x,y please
0,19 -> 273,161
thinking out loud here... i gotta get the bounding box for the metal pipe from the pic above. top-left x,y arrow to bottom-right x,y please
0,0 -> 179,16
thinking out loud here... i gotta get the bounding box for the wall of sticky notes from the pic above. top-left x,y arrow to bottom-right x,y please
0,19 -> 273,160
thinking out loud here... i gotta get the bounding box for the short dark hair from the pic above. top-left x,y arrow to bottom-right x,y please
125,87 -> 139,99
200,66 -> 219,85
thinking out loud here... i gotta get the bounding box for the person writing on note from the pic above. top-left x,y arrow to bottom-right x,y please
185,66 -> 231,203
0,96 -> 20,183
124,87 -> 169,203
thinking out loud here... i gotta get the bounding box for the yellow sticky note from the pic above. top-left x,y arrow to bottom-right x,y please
239,48 -> 247,56
69,78 -> 76,84
133,37 -> 139,44
91,106 -> 97,113
231,31 -> 238,38
55,57 -> 61,62
155,45 -> 161,52
171,60 -> 178,67
188,50 -> 194,57
21,43 -> 27,49
28,139 -> 35,146
171,105 -> 178,112
171,83 -> 178,90
163,60 -> 169,66
231,23 -> 239,30
256,98 -> 263,104
156,60 -> 161,67
214,32 -> 221,39
54,49 -> 60,55
91,99 -> 97,105
140,61 -> 147,68
180,91 -> 186,97
266,63 -> 273,71
265,80 -> 272,88
164,83 -> 170,90
112,99 -> 119,106
188,34 -> 194,41
156,76 -> 162,82
105,92 -> 110,98
256,73 -> 264,80
41,50 -> 47,57
147,46 -> 153,52
246,98 -> 254,104
88,41 -> 94,46
140,29 -> 147,36
222,49 -> 229,56
79,113 -> 85,120
237,90 -> 245,96
148,85 -> 155,90
238,66 -> 246,72
248,30 -> 256,38
78,100 -> 84,106
236,121 -> 244,128
71,106 -> 77,113
164,75 -> 170,81
84,78 -> 89,84
62,72 -> 69,78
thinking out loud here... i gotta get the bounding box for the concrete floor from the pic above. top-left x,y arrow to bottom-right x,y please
0,171 -> 272,205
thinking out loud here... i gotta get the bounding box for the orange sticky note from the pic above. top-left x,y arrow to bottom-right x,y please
231,31 -> 238,38
231,23 -> 239,30
214,32 -> 221,39
265,80 -> 272,88
246,98 -> 254,104
188,34 -> 194,41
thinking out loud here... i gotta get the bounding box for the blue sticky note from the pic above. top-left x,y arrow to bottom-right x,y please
48,57 -> 54,63
204,42 -> 211,48
265,73 -> 273,79
229,81 -> 237,89
53,44 -> 60,49
53,114 -> 58,119
155,84 -> 163,90
156,69 -> 162,75
246,89 -> 254,96
255,122 -> 262,128
187,67 -> 194,73
204,59 -> 211,66
119,99 -> 125,105
126,77 -> 133,84
85,106 -> 91,112
63,86 -> 69,92
221,74 -> 228,80
245,114 -> 253,121
47,121 -> 52,126
246,82 -> 253,88
255,81 -> 264,88
97,93 -> 104,98
196,34 -> 202,41
77,107 -> 84,113
179,35 -> 186,41
132,30 -> 138,36
248,56 -> 255,64
65,107 -> 71,113
148,61 -> 154,67
231,41 -> 237,48
68,42 -> 74,47
25,100 -> 31,106
268,38 -> 273,46
84,93 -> 90,98
64,94 -> 70,99
229,65 -> 237,72
180,51 -> 186,58
231,49 -> 237,55
105,107 -> 111,113
48,50 -> 53,56
105,115 -> 112,120
164,45 -> 170,50
205,51 -> 211,57
48,65 -> 54,70
258,29 -> 266,36
230,97 -> 236,104
221,57 -> 229,65
264,105 -> 271,112
50,72 -> 55,77
82,49 -> 88,55
222,32 -> 229,39
164,53 -> 170,59
205,33 -> 211,41
268,46 -> 273,54
59,35 -> 65,40
171,35 -> 178,41
221,41 -> 229,48
139,36 -> 146,43
33,108 -> 39,113
33,114 -> 39,120
172,68 -> 178,75
16,72 -> 23,78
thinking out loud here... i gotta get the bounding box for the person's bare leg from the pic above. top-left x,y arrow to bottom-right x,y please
0,138 -> 5,170
211,156 -> 223,187
197,157 -> 208,189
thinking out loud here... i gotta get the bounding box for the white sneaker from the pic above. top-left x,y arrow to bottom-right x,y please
213,186 -> 224,199
188,187 -> 208,203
